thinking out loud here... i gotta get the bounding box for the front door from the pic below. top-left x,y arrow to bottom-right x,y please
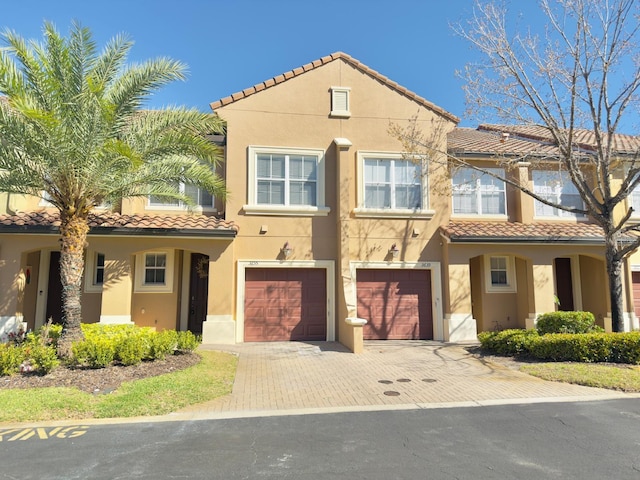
188,253 -> 209,334
554,257 -> 575,311
46,251 -> 64,324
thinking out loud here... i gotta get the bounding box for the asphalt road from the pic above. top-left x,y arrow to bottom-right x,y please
2,399 -> 640,479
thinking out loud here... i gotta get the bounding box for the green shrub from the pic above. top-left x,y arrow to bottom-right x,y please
0,343 -> 26,376
478,329 -> 539,356
148,330 -> 178,360
527,333 -> 609,362
25,343 -> 60,374
607,332 -> 640,364
115,335 -> 147,366
176,331 -> 200,352
72,337 -> 115,368
536,311 -> 602,335
480,329 -> 640,364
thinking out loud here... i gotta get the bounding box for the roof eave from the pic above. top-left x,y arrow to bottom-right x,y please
445,235 -> 626,245
0,225 -> 238,238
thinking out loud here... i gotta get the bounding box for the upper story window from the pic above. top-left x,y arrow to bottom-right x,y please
452,167 -> 506,216
629,183 -> 640,218
364,158 -> 421,209
244,146 -> 329,216
355,151 -> 432,219
257,152 -> 317,206
533,170 -> 584,219
330,87 -> 351,118
148,184 -> 215,211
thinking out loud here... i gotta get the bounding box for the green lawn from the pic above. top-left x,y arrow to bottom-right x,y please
521,363 -> 640,392
0,350 -> 237,423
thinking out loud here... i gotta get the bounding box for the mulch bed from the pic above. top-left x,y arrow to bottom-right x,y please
0,352 -> 201,394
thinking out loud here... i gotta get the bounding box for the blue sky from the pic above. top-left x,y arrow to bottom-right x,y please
1,0 -> 545,127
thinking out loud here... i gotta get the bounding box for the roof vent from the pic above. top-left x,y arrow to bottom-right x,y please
501,132 -> 510,143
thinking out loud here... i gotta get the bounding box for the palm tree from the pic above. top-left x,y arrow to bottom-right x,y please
0,22 -> 226,358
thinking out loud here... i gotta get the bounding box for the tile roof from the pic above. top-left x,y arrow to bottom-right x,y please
448,124 -> 640,157
209,52 -> 459,123
440,221 -> 634,245
480,124 -> 640,154
0,211 -> 238,237
447,127 -> 561,157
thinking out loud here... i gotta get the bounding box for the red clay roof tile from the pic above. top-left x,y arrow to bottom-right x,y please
0,211 -> 238,237
440,220 -> 634,244
449,125 -> 640,157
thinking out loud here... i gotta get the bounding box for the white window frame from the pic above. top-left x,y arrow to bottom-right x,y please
134,250 -> 174,293
484,255 -> 517,293
354,151 -> 434,219
146,184 -> 217,212
330,86 -> 351,118
451,167 -> 507,217
629,184 -> 640,220
244,146 -> 329,216
84,250 -> 105,293
532,170 -> 584,219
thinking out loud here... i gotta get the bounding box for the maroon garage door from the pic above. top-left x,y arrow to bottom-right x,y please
357,269 -> 433,340
633,272 -> 640,319
244,268 -> 327,342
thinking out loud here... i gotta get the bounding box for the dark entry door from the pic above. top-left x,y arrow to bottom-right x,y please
188,253 -> 209,334
46,251 -> 64,324
554,257 -> 575,311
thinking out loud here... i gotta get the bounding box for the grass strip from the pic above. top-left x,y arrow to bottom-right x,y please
520,363 -> 640,392
0,351 -> 237,423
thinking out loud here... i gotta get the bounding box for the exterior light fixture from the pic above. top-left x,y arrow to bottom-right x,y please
389,243 -> 400,258
281,242 -> 293,259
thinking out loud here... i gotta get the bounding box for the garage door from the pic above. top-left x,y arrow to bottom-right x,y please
633,272 -> 640,318
357,269 -> 433,340
244,268 -> 327,342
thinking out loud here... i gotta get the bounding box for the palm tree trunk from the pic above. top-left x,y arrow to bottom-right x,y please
56,212 -> 89,359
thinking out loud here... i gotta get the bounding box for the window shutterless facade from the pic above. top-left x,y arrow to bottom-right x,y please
452,168 -> 506,216
485,255 -> 516,293
84,251 -> 105,293
354,151 -> 432,218
148,184 -> 215,211
134,250 -> 175,293
533,170 -> 583,218
364,157 -> 422,209
244,146 -> 329,216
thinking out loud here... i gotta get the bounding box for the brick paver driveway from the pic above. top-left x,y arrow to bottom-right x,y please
180,341 -> 631,416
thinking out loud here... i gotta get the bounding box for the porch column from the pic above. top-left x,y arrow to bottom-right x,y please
0,242 -> 25,338
527,263 -> 556,329
334,137 -> 364,353
100,252 -> 133,324
443,261 -> 478,342
202,243 -> 236,344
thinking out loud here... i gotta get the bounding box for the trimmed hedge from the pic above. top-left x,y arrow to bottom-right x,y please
477,329 -> 539,356
479,329 -> 640,364
536,311 -> 603,335
1,324 -> 202,375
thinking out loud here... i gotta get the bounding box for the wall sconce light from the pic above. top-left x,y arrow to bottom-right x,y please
281,242 -> 293,259
389,243 -> 400,258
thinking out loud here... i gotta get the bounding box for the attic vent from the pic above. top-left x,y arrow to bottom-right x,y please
330,87 -> 351,118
